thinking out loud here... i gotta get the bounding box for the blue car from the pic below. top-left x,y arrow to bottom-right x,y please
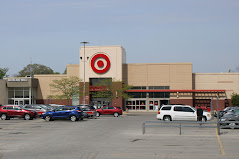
42,106 -> 83,122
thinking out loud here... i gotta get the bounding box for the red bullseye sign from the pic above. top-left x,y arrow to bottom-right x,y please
91,54 -> 111,74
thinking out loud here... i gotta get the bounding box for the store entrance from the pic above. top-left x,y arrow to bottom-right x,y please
14,99 -> 24,105
149,100 -> 169,111
160,100 -> 169,107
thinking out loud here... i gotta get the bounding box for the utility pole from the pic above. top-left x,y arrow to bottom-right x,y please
80,41 -> 89,104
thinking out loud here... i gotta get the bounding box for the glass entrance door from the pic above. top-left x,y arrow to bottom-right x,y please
149,100 -> 159,111
14,99 -> 24,105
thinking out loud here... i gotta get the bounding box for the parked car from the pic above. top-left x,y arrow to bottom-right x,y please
156,105 -> 211,122
78,104 -> 96,118
42,106 -> 83,122
0,105 -> 38,120
214,110 -> 226,118
96,106 -> 122,117
220,111 -> 239,128
215,107 -> 239,118
22,104 -> 50,116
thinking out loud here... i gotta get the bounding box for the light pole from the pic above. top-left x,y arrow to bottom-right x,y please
80,41 -> 89,104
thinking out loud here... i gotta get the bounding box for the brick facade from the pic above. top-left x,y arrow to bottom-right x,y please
170,99 -> 194,106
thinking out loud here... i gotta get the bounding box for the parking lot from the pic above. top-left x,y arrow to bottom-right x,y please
0,113 -> 239,159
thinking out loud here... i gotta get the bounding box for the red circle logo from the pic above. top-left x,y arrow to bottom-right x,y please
91,54 -> 111,74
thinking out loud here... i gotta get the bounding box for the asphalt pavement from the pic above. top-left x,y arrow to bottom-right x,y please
0,112 -> 239,159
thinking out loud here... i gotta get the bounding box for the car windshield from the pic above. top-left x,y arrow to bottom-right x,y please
191,107 -> 197,111
54,107 -> 64,111
40,105 -> 48,109
81,107 -> 91,111
225,110 -> 235,115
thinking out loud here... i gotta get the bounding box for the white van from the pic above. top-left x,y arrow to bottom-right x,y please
156,105 -> 211,122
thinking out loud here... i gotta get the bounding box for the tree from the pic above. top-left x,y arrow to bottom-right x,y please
236,66 -> 239,72
231,93 -> 239,106
91,78 -> 132,105
63,68 -> 67,74
49,76 -> 85,105
0,67 -> 9,79
17,64 -> 55,77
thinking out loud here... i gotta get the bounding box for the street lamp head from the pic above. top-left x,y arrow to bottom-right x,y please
80,41 -> 89,44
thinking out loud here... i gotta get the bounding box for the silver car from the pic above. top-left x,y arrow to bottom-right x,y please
220,110 -> 239,128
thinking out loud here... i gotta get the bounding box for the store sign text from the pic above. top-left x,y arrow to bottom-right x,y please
8,78 -> 28,82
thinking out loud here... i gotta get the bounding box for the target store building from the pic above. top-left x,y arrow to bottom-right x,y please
1,45 -> 239,111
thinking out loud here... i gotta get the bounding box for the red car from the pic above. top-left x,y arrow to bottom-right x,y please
96,106 -> 122,117
0,105 -> 38,120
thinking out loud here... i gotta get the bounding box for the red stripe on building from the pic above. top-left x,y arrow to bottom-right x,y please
125,90 -> 226,93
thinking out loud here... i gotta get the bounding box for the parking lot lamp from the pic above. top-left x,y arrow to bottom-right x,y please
80,41 -> 89,104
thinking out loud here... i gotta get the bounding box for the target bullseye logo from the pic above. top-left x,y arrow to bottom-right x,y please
91,53 -> 111,74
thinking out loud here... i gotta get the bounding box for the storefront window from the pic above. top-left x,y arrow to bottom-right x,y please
24,91 -> 29,98
126,100 -> 146,110
149,92 -> 170,98
15,91 -> 23,98
7,87 -> 36,105
8,100 -> 14,104
8,91 -> 14,98
149,86 -> 170,90
130,86 -> 146,90
127,92 -> 146,98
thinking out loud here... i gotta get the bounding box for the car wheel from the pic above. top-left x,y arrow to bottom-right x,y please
113,112 -> 119,117
229,122 -> 236,129
1,114 -> 7,120
96,112 -> 100,117
163,116 -> 171,121
202,117 -> 207,122
24,114 -> 31,120
70,115 -> 77,122
45,115 -> 52,121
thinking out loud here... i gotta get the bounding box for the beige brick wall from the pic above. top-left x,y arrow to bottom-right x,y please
67,64 -> 79,78
34,74 -> 67,99
193,73 -> 239,99
127,63 -> 192,89
0,80 -> 7,105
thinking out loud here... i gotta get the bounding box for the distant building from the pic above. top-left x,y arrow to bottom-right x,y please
0,46 -> 238,111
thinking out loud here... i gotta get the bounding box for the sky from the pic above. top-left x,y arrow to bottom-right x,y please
0,0 -> 239,76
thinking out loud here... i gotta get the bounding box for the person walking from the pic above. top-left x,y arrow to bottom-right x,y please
197,106 -> 203,121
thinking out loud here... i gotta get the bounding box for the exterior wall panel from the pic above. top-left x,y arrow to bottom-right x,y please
67,64 -> 79,78
0,80 -> 7,105
34,74 -> 67,100
193,73 -> 239,99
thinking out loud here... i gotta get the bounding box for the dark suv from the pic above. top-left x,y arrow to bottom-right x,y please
0,105 -> 38,120
78,105 -> 97,118
42,106 -> 83,122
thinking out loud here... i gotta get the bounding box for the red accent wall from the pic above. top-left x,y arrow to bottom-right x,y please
211,99 -> 226,111
112,97 -> 123,109
170,99 -> 193,106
